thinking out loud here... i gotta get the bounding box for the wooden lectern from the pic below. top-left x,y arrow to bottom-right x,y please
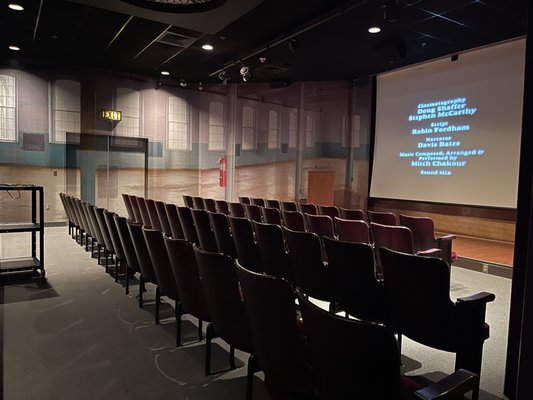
308,170 -> 335,205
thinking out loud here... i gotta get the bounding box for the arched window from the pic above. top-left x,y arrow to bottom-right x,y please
0,74 -> 16,142
53,79 -> 80,143
305,112 -> 314,147
268,110 -> 279,149
114,88 -> 140,137
168,96 -> 189,150
208,101 -> 224,150
242,105 -> 256,150
288,111 -> 297,148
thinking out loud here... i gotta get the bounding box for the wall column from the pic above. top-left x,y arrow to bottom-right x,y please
295,82 -> 305,201
225,84 -> 237,201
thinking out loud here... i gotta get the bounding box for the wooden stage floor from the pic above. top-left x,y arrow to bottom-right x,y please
452,234 -> 514,273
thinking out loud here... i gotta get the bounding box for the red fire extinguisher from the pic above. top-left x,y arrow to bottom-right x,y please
218,154 -> 227,187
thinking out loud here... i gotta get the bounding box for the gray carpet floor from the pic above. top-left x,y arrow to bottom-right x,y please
0,227 -> 511,399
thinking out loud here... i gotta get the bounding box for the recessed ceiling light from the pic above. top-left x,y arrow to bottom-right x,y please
8,3 -> 24,11
161,71 -> 170,76
368,26 -> 381,34
202,44 -> 214,51
9,45 -> 20,51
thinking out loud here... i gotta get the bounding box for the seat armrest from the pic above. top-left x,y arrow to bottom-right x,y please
413,369 -> 479,400
437,234 -> 456,241
416,248 -> 442,257
456,291 -> 496,305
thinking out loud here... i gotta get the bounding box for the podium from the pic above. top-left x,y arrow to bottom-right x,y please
308,170 -> 335,205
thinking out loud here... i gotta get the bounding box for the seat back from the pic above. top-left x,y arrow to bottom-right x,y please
87,204 -> 105,245
371,222 -> 414,275
129,195 -> 144,224
114,214 -> 141,274
283,227 -> 332,301
104,210 -> 125,261
317,205 -> 340,220
280,201 -> 297,211
122,193 -> 136,221
228,216 -> 262,272
323,237 -> 384,323
297,289 -> 401,400
177,206 -> 199,244
265,199 -> 280,209
182,195 -> 194,208
215,200 -> 230,215
136,197 -> 153,227
250,197 -> 265,207
244,203 -> 262,223
399,214 -> 438,251
261,207 -> 282,225
367,210 -> 397,226
339,207 -> 366,221
253,221 -> 291,280
164,236 -> 210,322
192,196 -> 205,210
281,210 -> 305,231
193,245 -> 253,353
164,203 -> 185,239
380,248 -> 456,350
95,207 -> 114,251
145,199 -> 162,231
203,198 -> 217,212
142,227 -> 179,300
299,202 -> 317,215
236,263 -> 315,395
155,200 -> 172,236
190,208 -> 218,252
305,213 -> 335,239
334,217 -> 370,244
238,196 -> 251,205
208,211 -> 237,259
127,219 -> 158,284
228,202 -> 245,218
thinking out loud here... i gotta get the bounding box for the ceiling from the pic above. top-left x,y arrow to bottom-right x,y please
0,0 -> 528,85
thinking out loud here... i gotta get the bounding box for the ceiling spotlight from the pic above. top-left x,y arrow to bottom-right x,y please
8,3 -> 24,11
179,79 -> 187,88
240,66 -> 253,82
9,45 -> 20,51
259,56 -> 267,64
161,70 -> 170,76
202,44 -> 214,51
198,82 -> 203,91
368,26 -> 381,34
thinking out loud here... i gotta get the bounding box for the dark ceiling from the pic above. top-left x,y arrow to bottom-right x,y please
0,0 -> 528,85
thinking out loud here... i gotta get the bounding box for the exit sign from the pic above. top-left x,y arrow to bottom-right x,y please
101,109 -> 122,121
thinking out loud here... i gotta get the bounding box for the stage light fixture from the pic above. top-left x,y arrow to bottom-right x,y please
179,79 -> 187,88
240,66 -> 253,82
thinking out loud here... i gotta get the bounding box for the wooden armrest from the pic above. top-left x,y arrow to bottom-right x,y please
417,248 -> 442,257
457,291 -> 496,304
413,369 -> 479,399
437,234 -> 456,241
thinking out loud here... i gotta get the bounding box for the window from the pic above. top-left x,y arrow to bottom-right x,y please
268,110 -> 279,149
168,96 -> 189,150
242,106 -> 256,150
0,75 -> 16,142
305,112 -> 314,147
208,101 -> 224,151
115,88 -> 140,137
53,80 -> 80,143
288,111 -> 297,148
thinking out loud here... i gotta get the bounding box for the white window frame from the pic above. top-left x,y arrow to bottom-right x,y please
288,110 -> 297,148
208,101 -> 225,151
241,105 -> 256,150
167,96 -> 189,150
267,110 -> 280,149
0,74 -> 17,142
114,87 -> 140,137
52,79 -> 81,143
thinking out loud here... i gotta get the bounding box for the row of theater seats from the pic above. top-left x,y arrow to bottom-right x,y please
59,191 -> 489,399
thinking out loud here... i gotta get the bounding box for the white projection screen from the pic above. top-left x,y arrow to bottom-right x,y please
370,39 -> 525,208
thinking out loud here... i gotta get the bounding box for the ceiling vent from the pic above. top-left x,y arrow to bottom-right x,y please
156,31 -> 196,48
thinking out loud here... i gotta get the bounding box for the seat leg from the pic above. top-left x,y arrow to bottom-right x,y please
175,300 -> 183,347
198,319 -> 203,341
229,345 -> 236,370
125,267 -> 130,295
246,353 -> 259,400
155,286 -> 161,324
104,249 -> 109,273
139,275 -> 144,308
114,260 -> 119,282
205,322 -> 214,376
